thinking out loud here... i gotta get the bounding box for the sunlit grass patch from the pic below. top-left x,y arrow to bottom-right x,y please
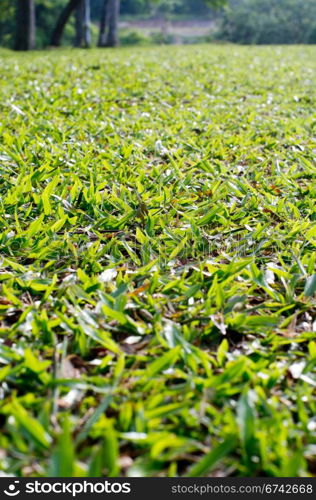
0,45 -> 315,477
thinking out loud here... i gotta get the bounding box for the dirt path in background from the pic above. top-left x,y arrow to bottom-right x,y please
120,19 -> 216,38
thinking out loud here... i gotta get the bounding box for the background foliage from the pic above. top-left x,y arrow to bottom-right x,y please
217,0 -> 316,45
1,0 -> 316,49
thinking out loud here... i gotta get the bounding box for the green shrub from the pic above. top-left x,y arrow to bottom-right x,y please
150,31 -> 175,45
216,0 -> 316,44
120,29 -> 150,46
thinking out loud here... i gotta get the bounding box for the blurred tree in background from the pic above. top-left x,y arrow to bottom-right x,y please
15,0 -> 36,50
1,0 -> 226,49
0,0 -> 15,48
75,0 -> 92,47
49,0 -> 81,47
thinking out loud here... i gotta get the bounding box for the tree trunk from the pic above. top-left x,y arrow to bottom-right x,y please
15,0 -> 36,51
106,0 -> 120,47
82,0 -> 91,48
50,0 -> 81,47
98,0 -> 109,47
75,0 -> 91,48
74,1 -> 84,47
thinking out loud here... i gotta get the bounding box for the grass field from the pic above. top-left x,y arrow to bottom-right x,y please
0,45 -> 315,478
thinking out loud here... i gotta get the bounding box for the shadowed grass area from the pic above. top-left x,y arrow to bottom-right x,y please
0,45 -> 315,477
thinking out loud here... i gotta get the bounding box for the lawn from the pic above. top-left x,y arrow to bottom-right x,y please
0,45 -> 315,478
